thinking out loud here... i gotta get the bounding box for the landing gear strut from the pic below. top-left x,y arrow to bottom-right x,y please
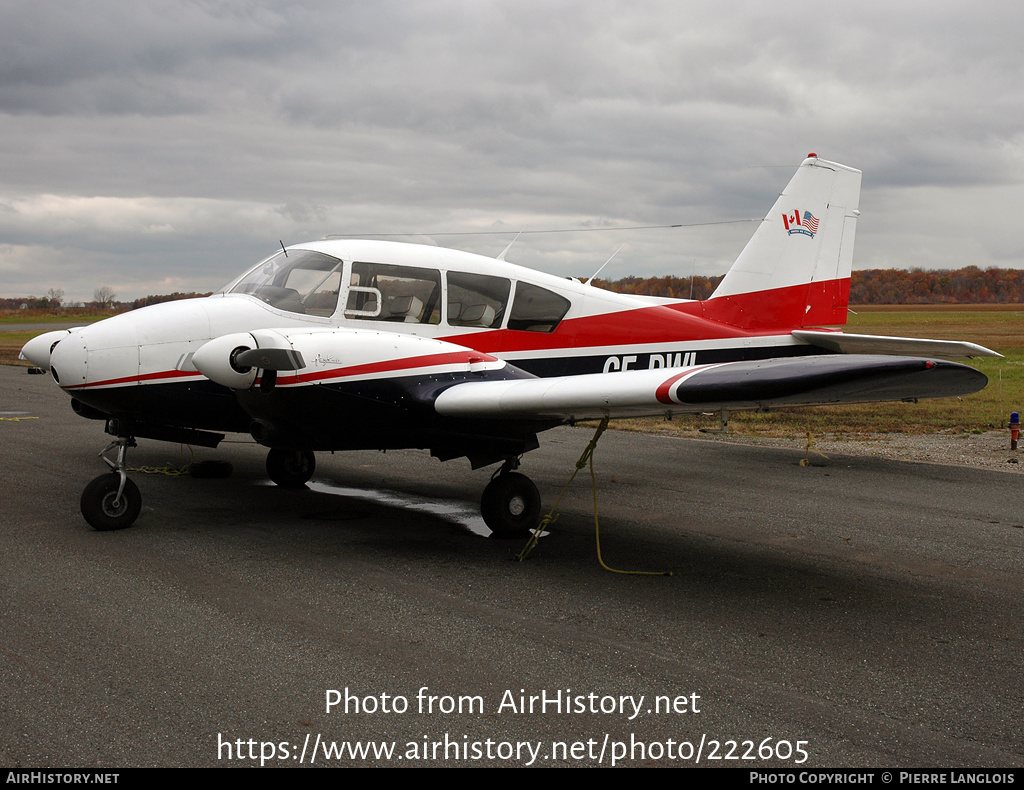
480,459 -> 541,537
266,448 -> 316,488
81,436 -> 141,531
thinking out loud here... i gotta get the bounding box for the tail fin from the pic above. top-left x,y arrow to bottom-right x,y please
702,154 -> 861,331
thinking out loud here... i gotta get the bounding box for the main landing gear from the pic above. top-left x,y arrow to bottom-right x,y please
260,447 -> 537,536
266,448 -> 316,488
259,449 -> 539,536
480,459 -> 541,537
81,437 -> 141,531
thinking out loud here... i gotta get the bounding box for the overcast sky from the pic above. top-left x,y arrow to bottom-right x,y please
2,0 -> 1023,302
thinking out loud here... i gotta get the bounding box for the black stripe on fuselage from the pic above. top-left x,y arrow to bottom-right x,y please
68,377 -> 251,433
507,343 -> 823,378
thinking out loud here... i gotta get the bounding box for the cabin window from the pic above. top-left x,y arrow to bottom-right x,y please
345,262 -> 442,324
446,272 -> 510,328
507,282 -> 570,332
228,250 -> 343,317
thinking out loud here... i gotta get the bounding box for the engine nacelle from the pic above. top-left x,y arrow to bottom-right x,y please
20,329 -> 72,371
192,332 -> 259,389
196,326 -> 507,392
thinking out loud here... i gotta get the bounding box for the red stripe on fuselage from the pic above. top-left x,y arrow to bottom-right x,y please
66,352 -> 499,391
63,368 -> 201,390
690,278 -> 851,332
274,349 -> 498,386
447,302 -> 752,353
444,279 -> 849,354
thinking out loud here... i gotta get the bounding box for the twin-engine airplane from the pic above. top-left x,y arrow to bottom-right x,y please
22,154 -> 997,534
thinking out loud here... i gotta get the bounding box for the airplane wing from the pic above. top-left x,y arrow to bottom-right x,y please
792,330 -> 1001,360
433,355 -> 988,421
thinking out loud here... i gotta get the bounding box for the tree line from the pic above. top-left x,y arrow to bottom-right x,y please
0,290 -> 211,311
595,266 -> 1024,304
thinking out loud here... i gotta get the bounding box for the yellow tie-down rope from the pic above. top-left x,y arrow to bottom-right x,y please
800,431 -> 829,467
128,444 -> 195,476
518,416 -> 672,576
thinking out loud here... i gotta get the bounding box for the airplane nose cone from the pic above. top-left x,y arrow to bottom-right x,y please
20,330 -> 72,370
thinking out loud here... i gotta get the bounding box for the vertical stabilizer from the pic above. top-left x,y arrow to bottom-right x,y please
703,154 -> 861,331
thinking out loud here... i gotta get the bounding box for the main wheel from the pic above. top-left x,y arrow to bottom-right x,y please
266,448 -> 315,488
481,472 -> 541,537
80,474 -> 142,531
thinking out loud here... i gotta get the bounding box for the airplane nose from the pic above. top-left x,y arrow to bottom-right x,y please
20,330 -> 72,371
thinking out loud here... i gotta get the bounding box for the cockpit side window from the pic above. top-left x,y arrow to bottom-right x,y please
507,282 -> 571,333
345,262 -> 442,324
227,250 -> 343,317
446,272 -> 510,328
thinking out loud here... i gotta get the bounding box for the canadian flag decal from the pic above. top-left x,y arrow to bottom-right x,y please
782,209 -> 819,238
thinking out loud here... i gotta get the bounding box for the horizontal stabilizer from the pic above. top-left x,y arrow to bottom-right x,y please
793,330 -> 1001,360
433,355 -> 987,421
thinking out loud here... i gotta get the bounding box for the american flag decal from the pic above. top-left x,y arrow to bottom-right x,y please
782,208 -> 818,238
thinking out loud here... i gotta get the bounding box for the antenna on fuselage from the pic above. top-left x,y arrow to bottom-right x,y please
279,240 -> 288,258
584,245 -> 624,286
496,231 -> 523,262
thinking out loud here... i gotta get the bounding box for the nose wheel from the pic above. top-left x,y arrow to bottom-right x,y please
81,474 -> 142,531
81,436 -> 141,530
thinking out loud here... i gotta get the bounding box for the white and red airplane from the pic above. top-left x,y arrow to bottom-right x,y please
21,154 -> 997,533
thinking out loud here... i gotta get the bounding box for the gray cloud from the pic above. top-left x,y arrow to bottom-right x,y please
1,0 -> 1022,301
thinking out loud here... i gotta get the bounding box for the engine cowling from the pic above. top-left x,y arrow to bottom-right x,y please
20,329 -> 72,371
192,332 -> 260,389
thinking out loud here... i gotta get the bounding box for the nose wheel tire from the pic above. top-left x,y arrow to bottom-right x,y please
481,472 -> 541,537
81,473 -> 142,531
266,448 -> 316,488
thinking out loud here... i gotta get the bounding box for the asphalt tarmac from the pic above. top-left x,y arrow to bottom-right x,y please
1,364 -> 1021,768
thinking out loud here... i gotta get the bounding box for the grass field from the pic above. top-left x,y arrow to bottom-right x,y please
0,311 -> 116,325
2,305 -> 1019,435
0,309 -> 110,366
618,305 -> 1024,437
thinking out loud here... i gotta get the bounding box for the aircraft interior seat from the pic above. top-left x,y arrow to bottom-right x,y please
388,295 -> 424,323
460,303 -> 495,327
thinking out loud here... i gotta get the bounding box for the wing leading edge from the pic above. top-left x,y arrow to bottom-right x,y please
432,355 -> 988,421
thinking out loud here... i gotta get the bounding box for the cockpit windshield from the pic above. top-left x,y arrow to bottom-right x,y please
225,250 -> 343,317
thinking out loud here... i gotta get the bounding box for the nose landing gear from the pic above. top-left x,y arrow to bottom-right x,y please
81,437 -> 141,531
